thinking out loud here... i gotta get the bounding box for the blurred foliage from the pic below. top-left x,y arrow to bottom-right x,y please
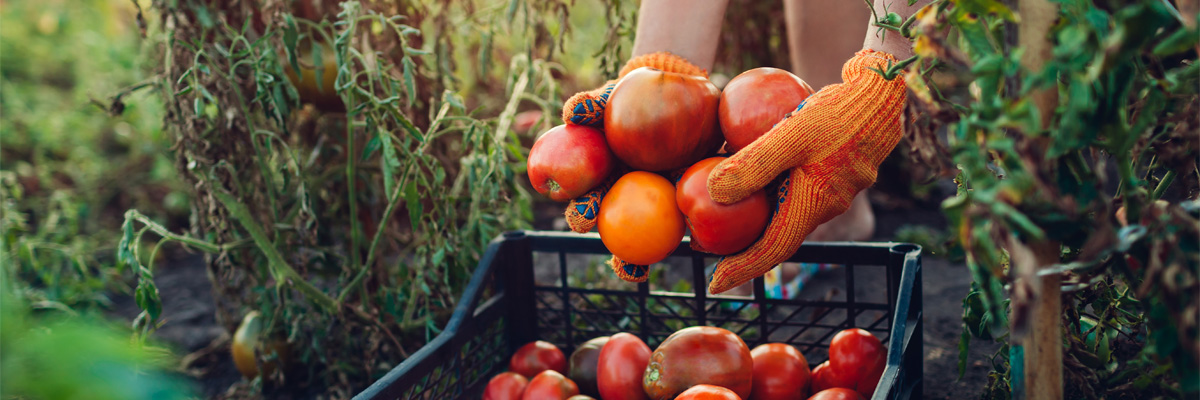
113,0 -> 637,396
892,0 -> 1199,397
0,0 -> 188,310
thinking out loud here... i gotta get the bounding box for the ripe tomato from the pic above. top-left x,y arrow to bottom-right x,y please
718,67 -> 814,153
283,44 -> 344,112
828,329 -> 886,397
231,311 -> 289,379
567,396 -> 598,400
521,370 -> 580,400
598,171 -> 686,265
483,372 -> 529,400
510,341 -> 568,378
605,67 -> 723,171
597,333 -> 652,400
810,360 -> 855,393
643,326 -> 753,400
749,343 -> 812,400
527,124 -> 617,202
569,336 -> 609,398
806,388 -> 864,400
676,157 -> 771,255
674,384 -> 742,400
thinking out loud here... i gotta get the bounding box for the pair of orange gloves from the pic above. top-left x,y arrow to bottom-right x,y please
560,50 -> 907,294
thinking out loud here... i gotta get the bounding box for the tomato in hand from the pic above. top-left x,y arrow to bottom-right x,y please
521,370 -> 580,400
510,341 -> 567,378
483,372 -> 529,400
718,67 -> 814,153
605,67 -> 723,171
806,388 -> 864,400
676,157 -> 770,255
598,171 -> 686,265
597,333 -> 651,400
828,329 -> 886,397
674,384 -> 742,400
749,343 -> 811,400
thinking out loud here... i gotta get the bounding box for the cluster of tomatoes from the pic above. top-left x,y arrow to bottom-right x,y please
527,67 -> 815,264
483,326 -> 887,400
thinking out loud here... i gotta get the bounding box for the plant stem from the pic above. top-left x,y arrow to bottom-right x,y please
1152,170 -> 1177,200
213,191 -> 337,313
123,210 -> 234,253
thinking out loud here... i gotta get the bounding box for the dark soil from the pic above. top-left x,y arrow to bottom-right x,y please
114,179 -> 1001,399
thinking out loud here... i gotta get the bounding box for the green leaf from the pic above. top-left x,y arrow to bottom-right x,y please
283,15 -> 299,76
362,136 -> 381,161
402,57 -> 416,105
405,182 -> 422,232
1153,26 -> 1199,56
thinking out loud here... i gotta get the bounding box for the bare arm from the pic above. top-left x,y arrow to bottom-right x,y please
862,0 -> 930,59
630,0 -> 730,71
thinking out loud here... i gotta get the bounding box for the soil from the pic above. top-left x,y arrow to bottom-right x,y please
113,178 -> 1002,399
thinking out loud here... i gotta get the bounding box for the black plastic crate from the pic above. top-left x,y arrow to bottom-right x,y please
356,230 -> 923,400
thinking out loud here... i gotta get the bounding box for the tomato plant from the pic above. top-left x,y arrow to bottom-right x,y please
598,171 -> 686,265
597,333 -> 651,400
604,67 -> 723,171
676,157 -> 771,255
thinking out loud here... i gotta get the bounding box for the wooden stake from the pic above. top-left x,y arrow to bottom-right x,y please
1017,0 -> 1063,398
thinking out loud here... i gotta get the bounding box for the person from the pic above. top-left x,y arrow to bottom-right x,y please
560,0 -> 926,294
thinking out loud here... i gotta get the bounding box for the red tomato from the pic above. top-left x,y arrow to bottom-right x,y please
597,333 -> 652,400
510,341 -> 568,378
676,157 -> 771,255
643,326 -> 753,400
828,329 -> 886,397
806,388 -> 864,400
674,384 -> 742,400
567,396 -> 598,400
718,67 -> 814,153
749,343 -> 812,400
605,67 -> 723,171
527,124 -> 617,202
483,372 -> 529,400
521,370 -> 580,400
810,361 -> 855,393
569,336 -> 609,398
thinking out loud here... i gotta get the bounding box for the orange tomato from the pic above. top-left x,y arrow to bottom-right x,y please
674,384 -> 742,400
598,171 -> 685,265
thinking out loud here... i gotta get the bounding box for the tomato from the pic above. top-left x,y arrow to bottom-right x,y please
483,372 -> 529,400
528,124 -> 617,202
521,370 -> 580,400
828,329 -> 886,397
643,326 -> 753,400
718,67 -> 814,153
510,341 -> 568,378
676,157 -> 771,255
283,43 -> 344,112
674,384 -> 742,400
569,336 -> 610,397
567,396 -> 598,400
605,67 -> 723,171
810,360 -> 855,393
598,171 -> 686,265
597,333 -> 652,400
806,388 -> 864,400
749,343 -> 812,400
231,311 -> 288,379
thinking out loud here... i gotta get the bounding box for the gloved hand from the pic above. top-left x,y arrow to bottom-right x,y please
705,49 -> 907,295
561,52 -> 707,283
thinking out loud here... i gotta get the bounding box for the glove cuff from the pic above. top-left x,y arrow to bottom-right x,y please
619,52 -> 707,78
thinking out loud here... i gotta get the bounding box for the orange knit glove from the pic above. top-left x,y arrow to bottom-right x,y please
705,50 -> 907,295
